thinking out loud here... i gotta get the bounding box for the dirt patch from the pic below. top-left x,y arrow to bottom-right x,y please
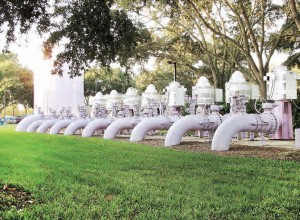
115,136 -> 300,162
0,184 -> 35,212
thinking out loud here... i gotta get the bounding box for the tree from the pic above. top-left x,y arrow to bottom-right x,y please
84,67 -> 134,105
134,61 -> 198,95
119,0 -> 299,97
0,53 -> 34,115
288,0 -> 300,30
0,0 -> 151,77
0,0 -> 49,48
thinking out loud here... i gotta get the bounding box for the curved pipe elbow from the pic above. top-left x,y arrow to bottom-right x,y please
64,119 -> 91,136
130,116 -> 176,142
37,120 -> 59,133
103,117 -> 141,139
211,113 -> 279,151
165,115 -> 206,147
16,115 -> 42,132
49,120 -> 74,134
26,120 -> 46,132
82,118 -> 114,137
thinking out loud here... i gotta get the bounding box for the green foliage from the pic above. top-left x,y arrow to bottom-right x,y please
0,125 -> 300,219
0,53 -> 33,114
134,61 -> 198,95
84,67 -> 134,104
0,0 -> 48,48
45,0 -> 150,77
0,1 -> 151,77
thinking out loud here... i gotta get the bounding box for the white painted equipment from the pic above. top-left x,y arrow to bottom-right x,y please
225,71 -> 259,114
212,103 -> 280,151
130,81 -> 187,142
103,85 -> 161,140
263,65 -> 299,139
264,66 -> 298,101
105,90 -> 123,111
225,71 -> 259,103
165,105 -> 223,146
141,84 -> 162,108
192,76 -> 223,106
165,81 -> 187,107
64,106 -> 90,136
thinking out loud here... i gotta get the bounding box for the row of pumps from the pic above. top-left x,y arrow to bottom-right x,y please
16,66 -> 298,151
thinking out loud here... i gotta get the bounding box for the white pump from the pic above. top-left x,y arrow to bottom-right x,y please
130,81 -> 187,142
225,71 -> 259,113
165,76 -> 223,146
64,106 -> 91,135
82,90 -> 126,138
103,85 -> 162,139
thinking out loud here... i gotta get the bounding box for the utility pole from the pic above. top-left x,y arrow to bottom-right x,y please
167,61 -> 177,81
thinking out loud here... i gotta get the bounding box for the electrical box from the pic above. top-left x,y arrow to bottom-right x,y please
264,66 -> 297,101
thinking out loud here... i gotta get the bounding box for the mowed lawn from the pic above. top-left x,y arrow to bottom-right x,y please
0,125 -> 299,219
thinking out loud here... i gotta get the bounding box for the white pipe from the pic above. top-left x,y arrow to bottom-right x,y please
27,120 -> 47,132
37,119 -> 59,133
49,119 -> 75,134
211,113 -> 279,151
82,118 -> 114,137
16,115 -> 43,132
130,116 -> 179,142
64,119 -> 91,136
103,117 -> 141,139
165,114 -> 222,147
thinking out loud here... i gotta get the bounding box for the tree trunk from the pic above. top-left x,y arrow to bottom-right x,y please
289,0 -> 300,30
259,79 -> 267,99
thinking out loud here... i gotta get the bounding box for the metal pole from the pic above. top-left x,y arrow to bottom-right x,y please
3,92 -> 5,117
174,62 -> 177,81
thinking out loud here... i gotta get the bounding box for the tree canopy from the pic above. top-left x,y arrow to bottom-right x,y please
84,67 -> 133,104
0,53 -> 34,115
1,0 -> 150,77
118,0 -> 300,96
1,0 -> 299,97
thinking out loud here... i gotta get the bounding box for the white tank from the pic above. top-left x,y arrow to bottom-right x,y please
165,81 -> 187,107
34,65 -> 84,114
141,84 -> 161,108
105,90 -> 123,110
123,87 -> 140,107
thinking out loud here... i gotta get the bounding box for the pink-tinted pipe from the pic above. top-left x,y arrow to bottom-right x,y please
16,115 -> 43,132
49,119 -> 75,134
211,113 -> 279,151
103,117 -> 141,139
26,120 -> 47,132
37,119 -> 59,133
130,116 -> 179,142
165,114 -> 222,147
82,118 -> 114,137
64,119 -> 91,136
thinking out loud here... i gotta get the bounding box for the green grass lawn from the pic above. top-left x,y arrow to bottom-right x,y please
0,125 -> 299,219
